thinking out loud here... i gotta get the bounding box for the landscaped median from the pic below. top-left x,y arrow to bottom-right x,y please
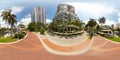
0,36 -> 17,43
106,37 -> 120,43
97,32 -> 120,44
0,32 -> 28,44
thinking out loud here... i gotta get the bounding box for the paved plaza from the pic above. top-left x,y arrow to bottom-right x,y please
0,32 -> 120,60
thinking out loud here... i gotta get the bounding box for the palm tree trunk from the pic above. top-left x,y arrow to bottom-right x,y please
101,24 -> 102,30
11,25 -> 14,36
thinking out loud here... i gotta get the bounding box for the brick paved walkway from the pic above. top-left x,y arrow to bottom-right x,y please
0,32 -> 120,60
43,38 -> 90,52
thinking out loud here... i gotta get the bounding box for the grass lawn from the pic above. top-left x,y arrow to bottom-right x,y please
0,36 -> 17,43
107,37 -> 120,42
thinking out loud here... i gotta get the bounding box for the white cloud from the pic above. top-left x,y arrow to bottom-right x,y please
118,18 -> 120,23
118,12 -> 120,17
0,6 -> 24,28
66,2 -> 117,16
65,2 -> 118,26
0,10 -> 8,28
0,21 -> 7,28
46,19 -> 52,24
10,6 -> 24,14
18,14 -> 31,26
104,19 -> 116,25
117,11 -> 120,23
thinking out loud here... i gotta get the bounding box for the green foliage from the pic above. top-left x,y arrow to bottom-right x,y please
96,25 -> 101,31
40,28 -> 45,35
0,28 -> 9,36
48,19 -> 83,33
0,36 -> 17,43
107,37 -> 120,42
35,22 -> 46,31
86,18 -> 97,35
14,33 -> 25,39
27,22 -> 46,32
89,34 -> 93,39
87,18 -> 97,28
1,9 -> 17,35
27,22 -> 36,31
97,32 -> 105,36
98,16 -> 106,29
98,16 -> 106,24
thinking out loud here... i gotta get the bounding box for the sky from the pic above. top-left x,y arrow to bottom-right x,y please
0,0 -> 120,27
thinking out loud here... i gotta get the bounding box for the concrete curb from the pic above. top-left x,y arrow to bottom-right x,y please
0,32 -> 28,44
35,32 -> 94,55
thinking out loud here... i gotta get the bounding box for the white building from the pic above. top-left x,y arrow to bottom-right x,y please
31,6 -> 46,24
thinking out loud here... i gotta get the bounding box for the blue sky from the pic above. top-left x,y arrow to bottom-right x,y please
0,0 -> 120,27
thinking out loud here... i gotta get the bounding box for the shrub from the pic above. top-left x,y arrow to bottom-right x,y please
89,34 -> 93,39
14,33 -> 24,39
21,32 -> 26,35
40,29 -> 46,35
97,32 -> 105,36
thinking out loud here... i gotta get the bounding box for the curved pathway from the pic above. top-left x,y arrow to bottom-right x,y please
0,32 -> 120,60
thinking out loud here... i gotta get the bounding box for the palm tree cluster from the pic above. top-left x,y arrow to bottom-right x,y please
1,9 -> 17,35
85,17 -> 107,36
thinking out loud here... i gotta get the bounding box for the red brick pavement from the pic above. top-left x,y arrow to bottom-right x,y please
43,38 -> 90,52
0,32 -> 120,60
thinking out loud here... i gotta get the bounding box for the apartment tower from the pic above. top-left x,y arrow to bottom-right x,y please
31,6 -> 46,24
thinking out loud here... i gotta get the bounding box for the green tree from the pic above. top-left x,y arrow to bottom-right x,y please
87,18 -> 97,36
73,20 -> 83,31
27,22 -> 46,32
98,17 -> 106,30
96,24 -> 101,32
35,22 -> 46,31
1,9 -> 17,35
27,22 -> 35,31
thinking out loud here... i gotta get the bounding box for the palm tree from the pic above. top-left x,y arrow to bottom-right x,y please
48,22 -> 56,32
98,17 -> 106,30
87,18 -> 97,36
73,20 -> 83,31
68,20 -> 72,32
1,9 -> 17,35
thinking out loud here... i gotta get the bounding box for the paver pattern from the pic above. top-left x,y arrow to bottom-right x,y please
43,38 -> 90,52
0,32 -> 120,60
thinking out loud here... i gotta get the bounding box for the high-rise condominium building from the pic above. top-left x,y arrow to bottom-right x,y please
31,6 -> 46,24
54,4 -> 79,21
